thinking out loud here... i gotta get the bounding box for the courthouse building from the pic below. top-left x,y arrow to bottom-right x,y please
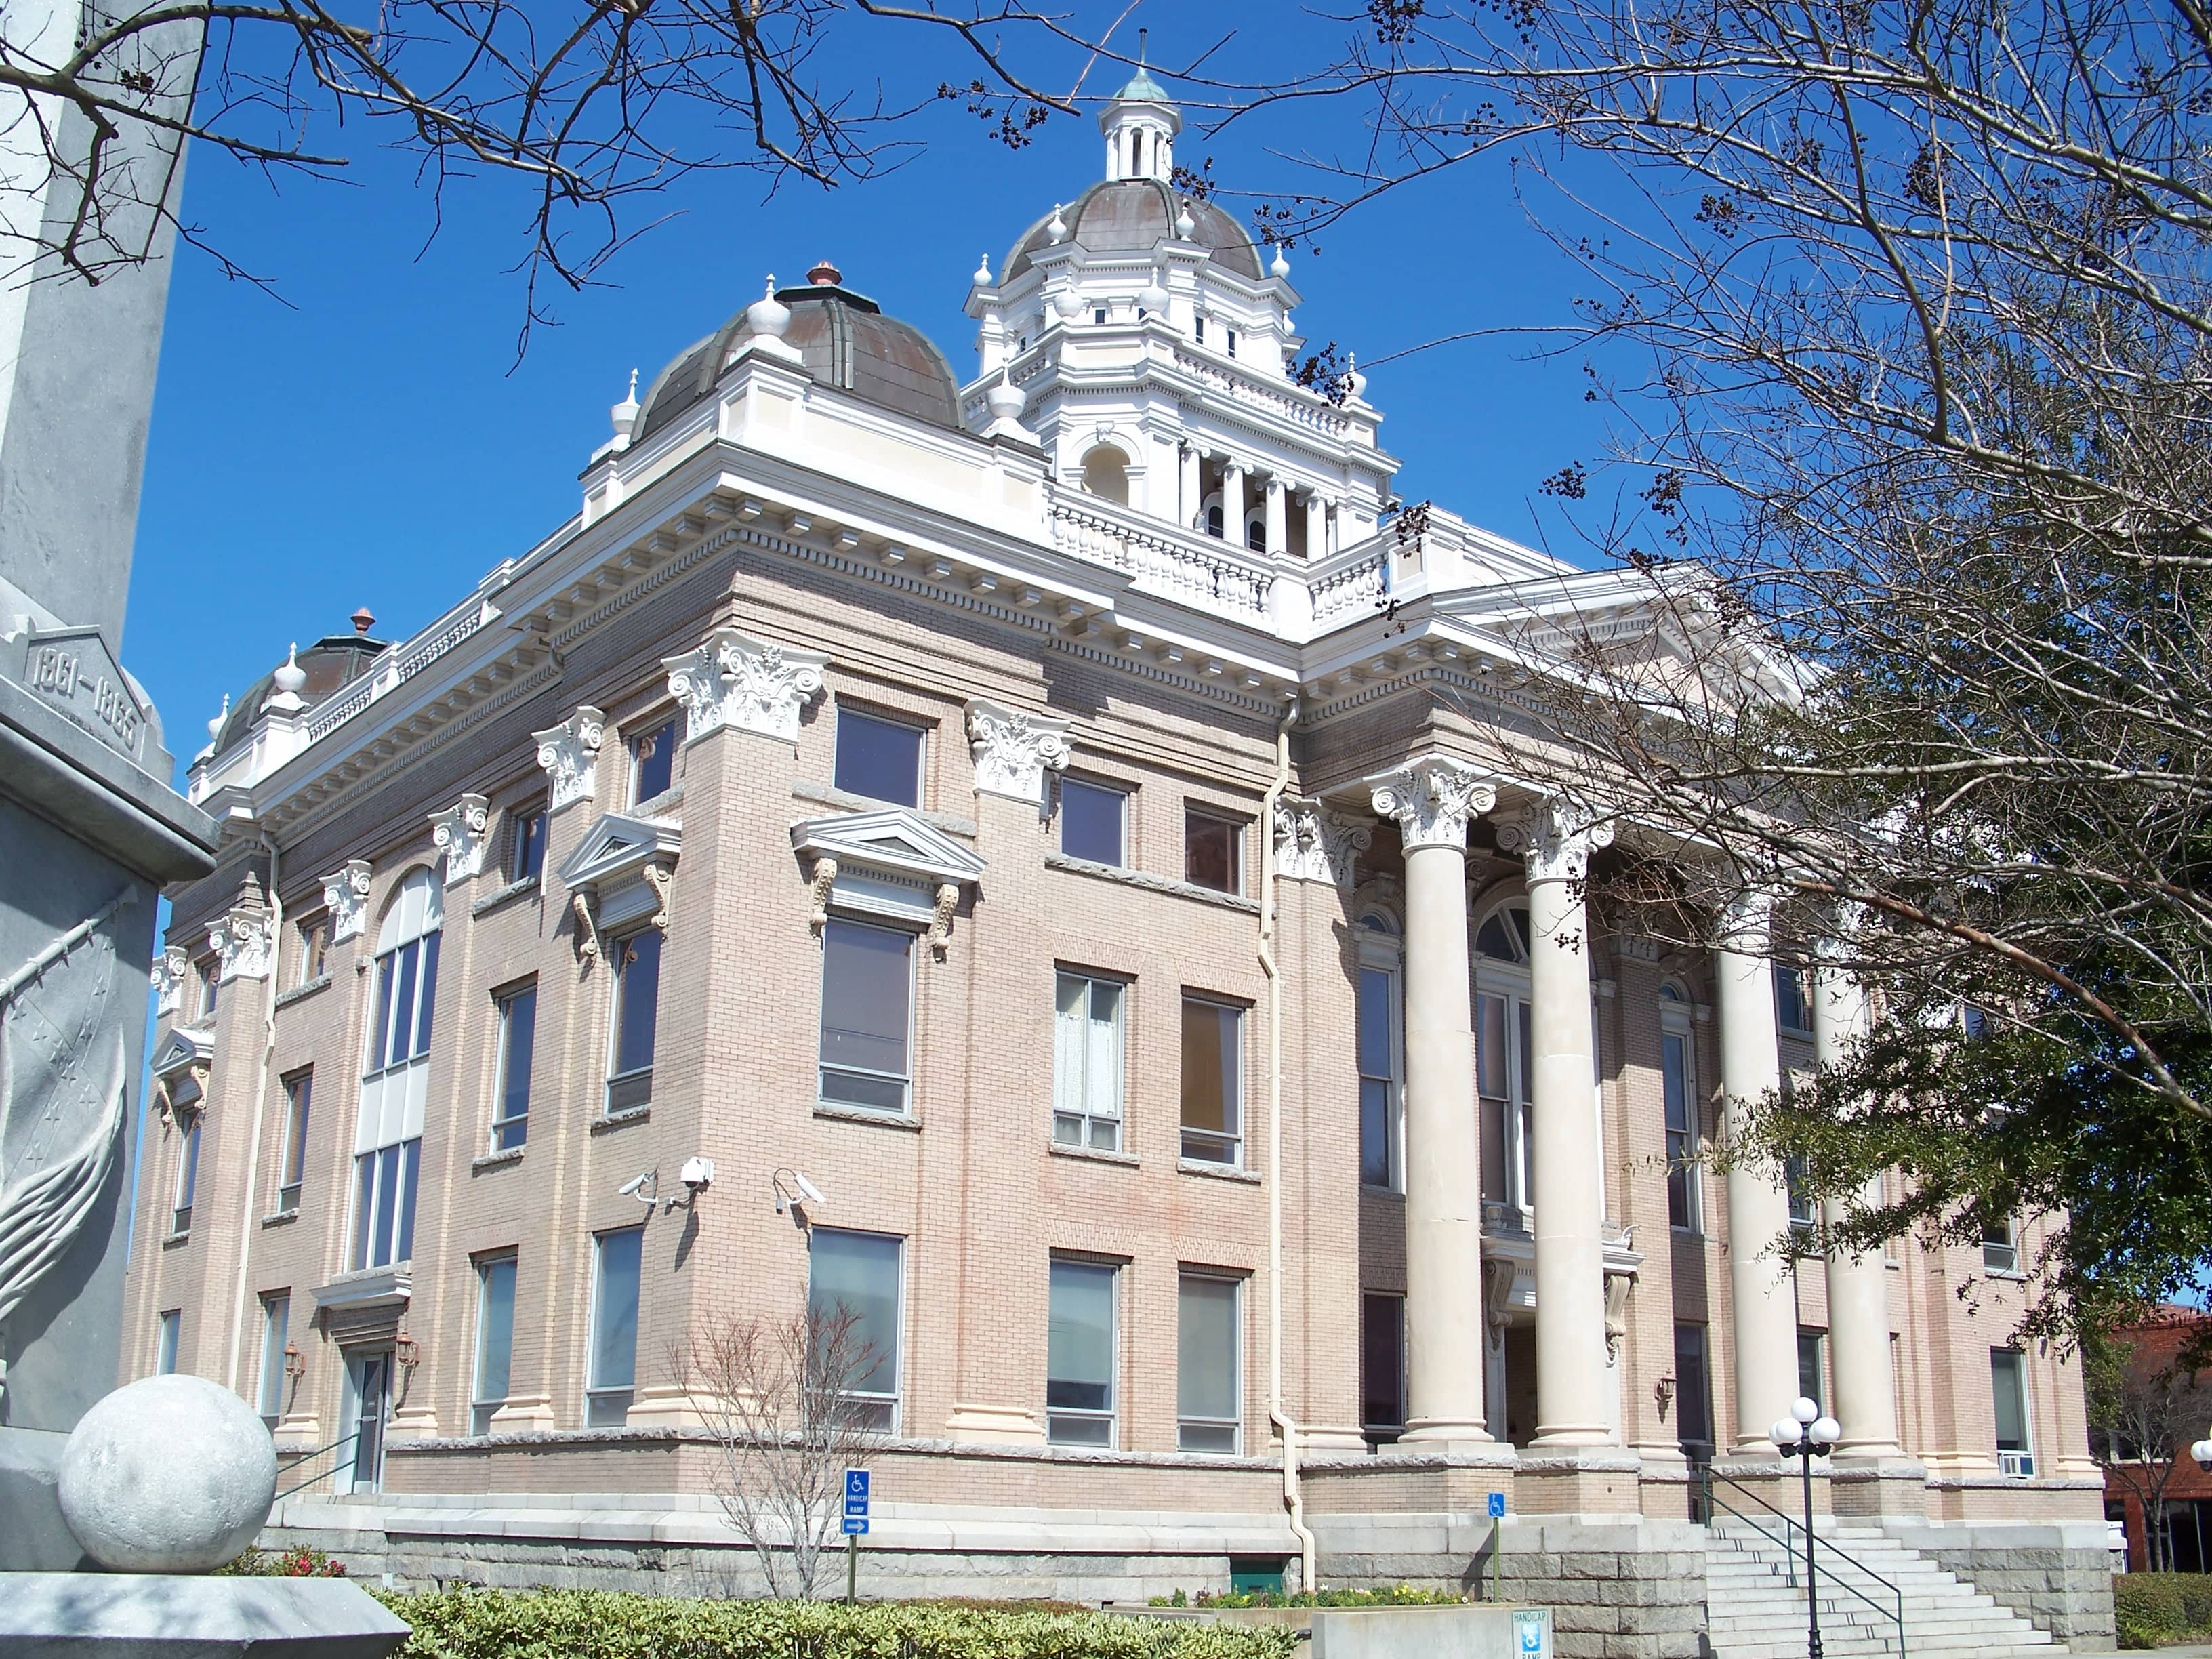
123,70 -> 2112,1653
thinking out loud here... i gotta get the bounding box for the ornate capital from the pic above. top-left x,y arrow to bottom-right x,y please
1366,756 -> 1496,851
151,945 -> 188,1015
208,894 -> 274,984
966,697 -> 1072,805
320,859 -> 371,941
1720,883 -> 1784,953
429,794 -> 492,888
533,704 -> 606,812
1272,798 -> 1372,887
1497,794 -> 1615,886
663,626 -> 829,745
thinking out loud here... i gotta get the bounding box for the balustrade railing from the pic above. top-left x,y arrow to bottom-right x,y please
1045,495 -> 1273,621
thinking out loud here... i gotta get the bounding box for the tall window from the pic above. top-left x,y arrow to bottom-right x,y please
819,919 -> 914,1114
1046,1258 -> 1118,1446
1674,1324 -> 1714,1460
1184,809 -> 1242,893
808,1229 -> 902,1431
1660,985 -> 1700,1231
489,984 -> 537,1149
256,1293 -> 289,1425
605,934 -> 660,1115
834,708 -> 923,808
508,803 -> 547,883
297,917 -> 329,985
276,1069 -> 310,1212
171,1115 -> 200,1236
1785,1155 -> 1817,1245
156,1309 -> 180,1374
1053,972 -> 1124,1150
1983,1215 -> 2021,1274
588,1227 -> 643,1427
1180,996 -> 1244,1166
631,717 -> 678,804
1797,1329 -> 1827,1415
1060,779 -> 1127,866
1775,964 -> 1813,1036
473,1255 -> 517,1435
1361,1292 -> 1406,1443
354,869 -> 441,1271
1178,1271 -> 1241,1453
195,956 -> 219,1021
1356,937 -> 1401,1189
1475,903 -> 1534,1213
1992,1349 -> 2034,1474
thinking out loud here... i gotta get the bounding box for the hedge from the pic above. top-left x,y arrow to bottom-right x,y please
2113,1573 -> 2212,1650
374,1589 -> 1303,1659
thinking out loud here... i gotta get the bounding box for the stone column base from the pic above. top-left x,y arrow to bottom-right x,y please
1829,1454 -> 1929,1519
271,1416 -> 325,1455
385,1404 -> 440,1443
1513,1447 -> 1643,1515
944,1403 -> 1046,1446
624,1386 -> 711,1431
485,1396 -> 556,1434
1296,1424 -> 1371,1455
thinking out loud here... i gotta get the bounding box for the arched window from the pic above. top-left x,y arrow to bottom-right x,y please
1205,498 -> 1225,539
1082,445 -> 1131,506
1472,901 -> 1534,1213
1246,514 -> 1267,553
1659,981 -> 1700,1232
1357,912 -> 1404,1191
354,868 -> 443,1271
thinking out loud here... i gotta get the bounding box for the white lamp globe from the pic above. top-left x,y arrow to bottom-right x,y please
1793,1397 -> 1821,1425
1771,1416 -> 1803,1448
1812,1416 -> 1842,1445
2192,1437 -> 2212,1468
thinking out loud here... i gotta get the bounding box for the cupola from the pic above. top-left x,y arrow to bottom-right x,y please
1099,40 -> 1179,184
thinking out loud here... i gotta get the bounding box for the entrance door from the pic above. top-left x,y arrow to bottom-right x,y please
341,1351 -> 390,1494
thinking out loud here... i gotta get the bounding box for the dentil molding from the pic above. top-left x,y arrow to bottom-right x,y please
1366,756 -> 1496,851
321,859 -> 372,941
430,794 -> 492,888
533,705 -> 606,811
966,697 -> 1071,806
663,626 -> 829,745
1271,798 -> 1371,887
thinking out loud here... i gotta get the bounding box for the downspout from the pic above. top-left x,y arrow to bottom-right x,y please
1259,699 -> 1317,1593
226,834 -> 281,1396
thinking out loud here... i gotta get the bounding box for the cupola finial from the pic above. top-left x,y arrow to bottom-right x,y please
973,251 -> 994,287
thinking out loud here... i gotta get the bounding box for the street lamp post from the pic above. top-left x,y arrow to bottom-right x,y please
1771,1395 -> 1842,1659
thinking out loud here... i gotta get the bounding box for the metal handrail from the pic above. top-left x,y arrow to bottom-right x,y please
1700,1467 -> 1909,1657
272,1431 -> 361,1501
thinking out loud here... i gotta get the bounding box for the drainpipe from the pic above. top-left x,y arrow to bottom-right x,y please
1258,699 -> 1317,1593
226,833 -> 281,1397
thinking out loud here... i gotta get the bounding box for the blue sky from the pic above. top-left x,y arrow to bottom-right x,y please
121,7 -> 1607,778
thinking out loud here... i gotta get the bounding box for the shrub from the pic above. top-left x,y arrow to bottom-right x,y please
1149,1584 -> 1465,1610
218,1545 -> 348,1578
2113,1574 -> 2212,1648
374,1588 -> 1301,1658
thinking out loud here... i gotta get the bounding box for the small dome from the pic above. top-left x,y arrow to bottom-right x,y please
632,271 -> 963,444
211,630 -> 388,753
1004,179 -> 1262,284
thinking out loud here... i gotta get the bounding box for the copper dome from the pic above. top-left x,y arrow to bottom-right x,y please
1003,179 -> 1263,284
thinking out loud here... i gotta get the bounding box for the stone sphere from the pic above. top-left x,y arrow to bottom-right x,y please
58,1374 -> 278,1572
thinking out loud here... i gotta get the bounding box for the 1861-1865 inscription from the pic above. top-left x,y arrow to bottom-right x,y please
14,627 -> 149,765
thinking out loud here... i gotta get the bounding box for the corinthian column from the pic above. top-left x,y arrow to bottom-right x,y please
1716,888 -> 1800,1455
1500,796 -> 1615,1446
1369,756 -> 1497,1448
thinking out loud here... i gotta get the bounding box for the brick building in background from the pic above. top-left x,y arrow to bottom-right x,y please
2100,1305 -> 2212,1573
120,70 -> 2113,1655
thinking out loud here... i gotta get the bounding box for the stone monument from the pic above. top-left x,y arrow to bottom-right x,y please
0,0 -> 220,1574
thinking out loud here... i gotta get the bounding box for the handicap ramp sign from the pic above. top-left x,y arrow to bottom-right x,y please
1513,1609 -> 1551,1656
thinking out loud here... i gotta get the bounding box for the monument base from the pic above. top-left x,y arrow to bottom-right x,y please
0,1573 -> 409,1658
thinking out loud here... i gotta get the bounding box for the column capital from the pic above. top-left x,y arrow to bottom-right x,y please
1498,794 -> 1614,885
1719,882 -> 1790,951
1272,798 -> 1371,887
533,704 -> 607,811
662,626 -> 829,745
1367,756 -> 1496,851
966,697 -> 1072,806
429,794 -> 492,888
151,945 -> 188,1015
208,884 -> 274,984
320,859 -> 372,941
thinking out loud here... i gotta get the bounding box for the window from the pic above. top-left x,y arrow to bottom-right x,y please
171,1115 -> 200,1235
833,709 -> 924,808
1246,517 -> 1267,554
297,917 -> 329,985
256,1293 -> 289,1425
492,984 -> 537,1149
1361,1292 -> 1406,1442
808,1229 -> 902,1432
156,1309 -> 180,1375
473,1255 -> 517,1435
1178,1271 -> 1241,1453
1674,1324 -> 1714,1460
1991,1348 -> 2034,1475
1054,972 -> 1124,1150
1984,1215 -> 2021,1275
605,933 -> 660,1115
1786,1156 -> 1817,1246
353,869 -> 441,1272
1194,316 -> 1206,345
631,716 -> 678,804
1775,964 -> 1813,1036
195,956 -> 219,1021
1180,996 -> 1244,1165
1206,501 -> 1225,539
1475,903 -> 1535,1214
1797,1329 -> 1827,1416
1357,964 -> 1400,1189
276,1068 -> 310,1212
1226,327 -> 1239,357
588,1227 -> 643,1427
1060,779 -> 1127,866
819,919 -> 914,1114
508,803 -> 547,883
1047,1258 -> 1118,1446
1660,987 -> 1700,1231
1184,809 -> 1242,893
1093,306 -> 1108,325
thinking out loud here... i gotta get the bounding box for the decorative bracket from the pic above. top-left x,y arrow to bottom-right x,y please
640,862 -> 674,933
571,888 -> 600,964
808,856 -> 838,936
1603,1264 -> 1637,1364
926,882 -> 959,959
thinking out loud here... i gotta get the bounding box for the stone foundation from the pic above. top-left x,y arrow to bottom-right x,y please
1877,1518 -> 2116,1642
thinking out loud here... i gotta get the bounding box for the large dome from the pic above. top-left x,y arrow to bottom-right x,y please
1004,180 -> 1263,284
634,268 -> 963,444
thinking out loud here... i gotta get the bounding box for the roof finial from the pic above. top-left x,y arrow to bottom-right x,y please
1138,26 -> 1148,64
973,251 -> 994,287
1270,243 -> 1290,279
207,692 -> 230,743
1047,203 -> 1068,244
626,367 -> 638,400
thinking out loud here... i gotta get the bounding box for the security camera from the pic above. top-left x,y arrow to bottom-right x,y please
772,1167 -> 825,1230
680,1156 -> 715,1193
792,1170 -> 825,1206
618,1168 -> 658,1204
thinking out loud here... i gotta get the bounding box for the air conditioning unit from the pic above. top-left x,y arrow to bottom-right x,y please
1999,1449 -> 2036,1479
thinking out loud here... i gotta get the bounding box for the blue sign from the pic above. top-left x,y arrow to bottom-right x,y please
845,1469 -> 871,1502
842,1515 -> 869,1536
1514,1610 -> 1547,1655
1487,1491 -> 1507,1519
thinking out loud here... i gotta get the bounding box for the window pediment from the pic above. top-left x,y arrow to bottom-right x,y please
792,807 -> 985,929
151,1025 -> 213,1080
558,809 -> 681,949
